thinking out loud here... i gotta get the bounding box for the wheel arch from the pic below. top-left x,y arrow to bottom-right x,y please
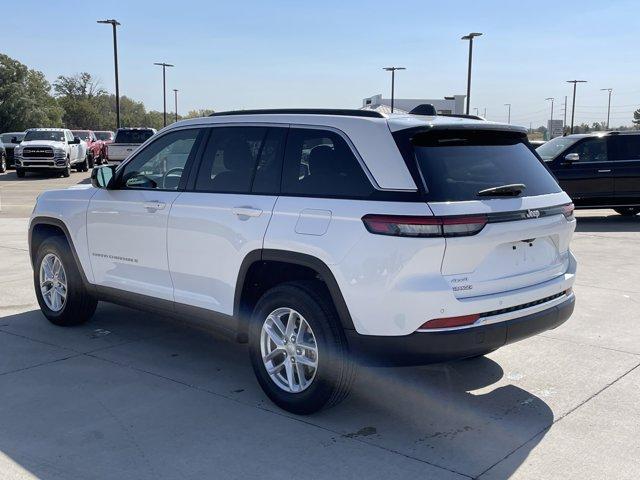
29,217 -> 91,285
234,249 -> 355,342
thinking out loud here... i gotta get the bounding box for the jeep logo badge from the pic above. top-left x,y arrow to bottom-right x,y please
525,209 -> 541,219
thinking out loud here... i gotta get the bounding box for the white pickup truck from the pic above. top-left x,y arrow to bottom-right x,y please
14,128 -> 87,178
106,128 -> 156,163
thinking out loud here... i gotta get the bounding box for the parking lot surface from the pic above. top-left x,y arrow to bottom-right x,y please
1,171 -> 639,479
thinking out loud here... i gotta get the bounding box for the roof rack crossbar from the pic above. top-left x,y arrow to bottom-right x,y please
208,109 -> 384,118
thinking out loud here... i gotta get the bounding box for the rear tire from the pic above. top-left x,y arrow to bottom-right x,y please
16,168 -> 25,178
614,207 -> 640,216
34,236 -> 97,326
249,281 -> 355,414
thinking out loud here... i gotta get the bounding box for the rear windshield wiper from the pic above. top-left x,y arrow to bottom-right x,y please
477,183 -> 526,197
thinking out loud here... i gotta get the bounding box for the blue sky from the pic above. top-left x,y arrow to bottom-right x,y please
4,0 -> 639,126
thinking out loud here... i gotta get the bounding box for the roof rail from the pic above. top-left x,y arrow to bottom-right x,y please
209,108 -> 385,118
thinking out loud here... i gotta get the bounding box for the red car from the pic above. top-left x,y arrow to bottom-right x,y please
72,130 -> 113,166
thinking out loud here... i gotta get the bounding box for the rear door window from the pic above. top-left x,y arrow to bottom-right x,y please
610,135 -> 640,161
194,126 -> 267,194
396,129 -> 561,202
281,128 -> 373,198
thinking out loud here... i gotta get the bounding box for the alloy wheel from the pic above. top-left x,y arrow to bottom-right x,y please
39,253 -> 67,312
260,307 -> 318,393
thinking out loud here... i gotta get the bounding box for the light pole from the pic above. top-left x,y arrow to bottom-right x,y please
461,32 -> 483,115
97,19 -> 121,129
566,80 -> 587,134
154,62 -> 174,127
382,67 -> 406,113
546,97 -> 555,139
473,107 -> 479,116
600,88 -> 612,129
504,103 -> 511,124
173,89 -> 179,123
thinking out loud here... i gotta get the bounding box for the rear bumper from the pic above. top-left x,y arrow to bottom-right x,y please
346,294 -> 575,365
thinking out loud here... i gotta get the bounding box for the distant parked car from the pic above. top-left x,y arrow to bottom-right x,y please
537,131 -> 640,216
14,128 -> 86,177
1,132 -> 25,170
94,130 -> 115,143
72,130 -> 108,167
106,128 -> 156,163
0,143 -> 6,173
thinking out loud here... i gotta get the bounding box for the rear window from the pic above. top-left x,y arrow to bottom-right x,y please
395,129 -> 561,202
95,131 -> 114,141
114,129 -> 154,144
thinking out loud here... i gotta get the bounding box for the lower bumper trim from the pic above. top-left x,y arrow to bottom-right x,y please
346,295 -> 575,366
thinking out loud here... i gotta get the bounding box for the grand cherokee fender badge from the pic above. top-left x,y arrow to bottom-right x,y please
92,252 -> 138,263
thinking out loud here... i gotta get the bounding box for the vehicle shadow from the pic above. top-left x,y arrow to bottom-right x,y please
575,211 -> 640,233
0,170 -> 90,183
0,304 -> 551,479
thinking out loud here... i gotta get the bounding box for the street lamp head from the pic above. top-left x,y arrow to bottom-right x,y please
154,62 -> 175,67
504,103 -> 511,106
461,32 -> 483,40
97,19 -> 120,26
545,97 -> 554,101
566,80 -> 587,83
383,67 -> 406,71
600,88 -> 613,92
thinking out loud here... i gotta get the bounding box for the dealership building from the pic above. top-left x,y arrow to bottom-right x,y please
361,93 -> 466,115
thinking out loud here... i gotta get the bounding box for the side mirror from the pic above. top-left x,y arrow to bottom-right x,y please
71,136 -> 81,144
564,153 -> 579,163
91,165 -> 116,189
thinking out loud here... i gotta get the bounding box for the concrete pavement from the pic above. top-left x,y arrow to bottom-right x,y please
0,171 -> 639,479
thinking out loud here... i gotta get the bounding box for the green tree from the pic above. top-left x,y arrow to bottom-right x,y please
53,72 -> 106,99
53,72 -> 108,129
633,108 -> 640,127
0,53 -> 63,131
185,109 -> 215,118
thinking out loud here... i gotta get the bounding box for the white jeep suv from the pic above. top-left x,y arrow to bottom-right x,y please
15,128 -> 87,177
29,109 -> 576,414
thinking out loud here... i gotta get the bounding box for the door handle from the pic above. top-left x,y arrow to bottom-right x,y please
597,169 -> 612,173
143,200 -> 166,211
232,206 -> 262,218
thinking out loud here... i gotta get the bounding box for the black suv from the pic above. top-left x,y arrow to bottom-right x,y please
537,132 -> 640,216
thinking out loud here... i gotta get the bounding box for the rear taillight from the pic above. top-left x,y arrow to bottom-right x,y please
362,214 -> 487,238
418,314 -> 480,330
562,203 -> 575,220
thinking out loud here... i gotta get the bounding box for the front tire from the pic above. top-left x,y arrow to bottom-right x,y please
62,158 -> 71,177
34,236 -> 97,326
249,282 -> 355,414
614,207 -> 640,216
